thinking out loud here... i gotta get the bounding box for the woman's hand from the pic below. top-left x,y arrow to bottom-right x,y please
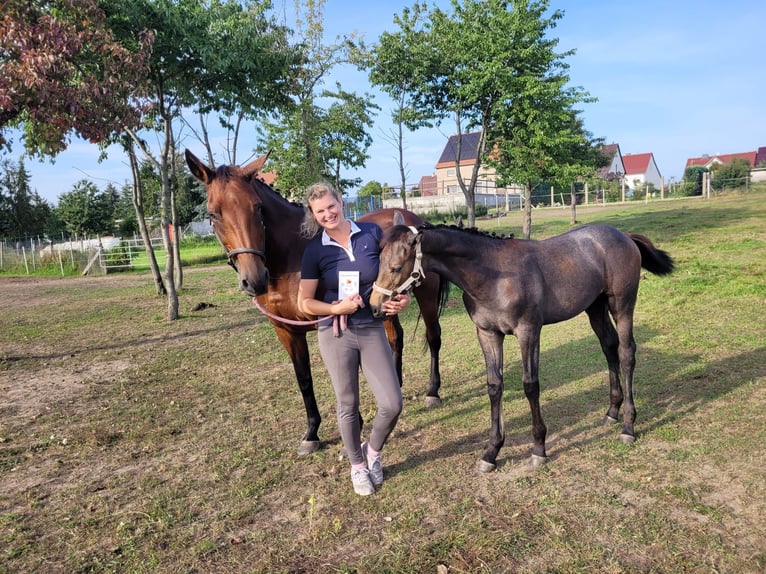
382,292 -> 410,316
333,293 -> 365,315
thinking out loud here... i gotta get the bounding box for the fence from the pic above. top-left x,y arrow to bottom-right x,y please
0,235 -> 166,276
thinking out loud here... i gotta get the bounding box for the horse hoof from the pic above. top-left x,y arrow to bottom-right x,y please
297,440 -> 321,456
620,433 -> 636,445
476,459 -> 496,473
530,454 -> 549,468
424,396 -> 442,409
602,415 -> 618,426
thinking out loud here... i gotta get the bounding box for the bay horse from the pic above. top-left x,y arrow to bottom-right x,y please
185,150 -> 449,455
369,216 -> 674,472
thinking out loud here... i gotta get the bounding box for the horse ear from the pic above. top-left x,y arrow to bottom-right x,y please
393,210 -> 406,226
185,149 -> 214,184
243,151 -> 271,177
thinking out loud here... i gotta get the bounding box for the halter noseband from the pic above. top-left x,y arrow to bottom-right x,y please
226,247 -> 266,269
372,226 -> 425,298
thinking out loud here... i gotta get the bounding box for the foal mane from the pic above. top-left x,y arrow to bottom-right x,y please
419,221 -> 514,240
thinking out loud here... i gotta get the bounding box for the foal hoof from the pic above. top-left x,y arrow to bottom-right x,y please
476,459 -> 497,473
297,440 -> 321,456
424,396 -> 442,409
620,433 -> 636,445
602,415 -> 619,426
530,454 -> 549,468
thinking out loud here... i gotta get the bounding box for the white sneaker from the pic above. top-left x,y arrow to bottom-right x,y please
350,466 -> 375,496
362,442 -> 383,488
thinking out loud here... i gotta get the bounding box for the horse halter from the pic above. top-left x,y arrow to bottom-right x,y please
225,247 -> 266,270
372,226 -> 425,298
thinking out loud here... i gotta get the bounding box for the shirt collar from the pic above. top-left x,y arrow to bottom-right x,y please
321,220 -> 361,246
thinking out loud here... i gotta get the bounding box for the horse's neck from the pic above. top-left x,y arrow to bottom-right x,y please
421,229 -> 495,289
260,188 -> 308,264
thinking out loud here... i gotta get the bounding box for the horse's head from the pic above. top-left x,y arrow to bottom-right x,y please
370,215 -> 423,318
185,149 -> 270,296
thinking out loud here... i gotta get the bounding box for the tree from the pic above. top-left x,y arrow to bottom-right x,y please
0,158 -> 54,239
370,0 -> 603,230
56,180 -> 114,236
682,165 -> 707,196
357,181 -> 384,198
369,2 -> 436,211
260,0 -> 376,196
105,0 -> 297,319
0,0 -> 153,156
711,158 -> 750,191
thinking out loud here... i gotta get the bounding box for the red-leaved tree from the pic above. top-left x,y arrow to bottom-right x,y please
0,0 -> 153,157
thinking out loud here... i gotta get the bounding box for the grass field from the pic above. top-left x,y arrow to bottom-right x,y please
1,191 -> 765,573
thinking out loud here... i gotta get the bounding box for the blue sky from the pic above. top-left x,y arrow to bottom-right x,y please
9,0 -> 766,205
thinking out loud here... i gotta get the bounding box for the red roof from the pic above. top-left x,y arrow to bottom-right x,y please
259,172 -> 277,186
685,151 -> 756,169
622,153 -> 653,175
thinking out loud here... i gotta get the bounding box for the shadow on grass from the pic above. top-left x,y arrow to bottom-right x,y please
387,327 -> 766,475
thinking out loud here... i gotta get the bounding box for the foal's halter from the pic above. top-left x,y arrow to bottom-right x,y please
372,226 -> 425,298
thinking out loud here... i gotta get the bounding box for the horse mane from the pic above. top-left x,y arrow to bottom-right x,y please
216,164 -> 304,209
419,221 -> 514,240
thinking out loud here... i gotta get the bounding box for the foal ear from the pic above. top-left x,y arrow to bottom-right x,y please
185,149 -> 214,184
392,210 -> 406,226
243,151 -> 271,177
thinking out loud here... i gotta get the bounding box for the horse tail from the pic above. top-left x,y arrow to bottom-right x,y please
628,233 -> 675,276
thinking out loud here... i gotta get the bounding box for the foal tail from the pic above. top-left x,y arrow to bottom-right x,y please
627,233 -> 675,276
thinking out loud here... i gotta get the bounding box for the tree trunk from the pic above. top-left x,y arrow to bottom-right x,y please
160,118 -> 179,320
570,182 -> 577,225
522,181 -> 533,240
128,142 -> 165,295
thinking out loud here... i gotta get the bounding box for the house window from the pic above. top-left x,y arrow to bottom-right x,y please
447,168 -> 456,177
447,185 -> 457,194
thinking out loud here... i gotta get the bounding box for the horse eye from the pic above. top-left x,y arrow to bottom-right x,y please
392,266 -> 403,274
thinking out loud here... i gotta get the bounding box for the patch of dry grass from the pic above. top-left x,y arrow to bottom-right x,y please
1,192 -> 765,573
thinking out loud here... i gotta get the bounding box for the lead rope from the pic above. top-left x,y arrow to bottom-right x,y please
252,297 -> 348,337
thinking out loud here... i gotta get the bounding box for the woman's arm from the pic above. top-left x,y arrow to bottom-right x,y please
298,278 -> 362,316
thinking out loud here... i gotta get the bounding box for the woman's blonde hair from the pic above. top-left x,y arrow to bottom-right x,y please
299,182 -> 343,239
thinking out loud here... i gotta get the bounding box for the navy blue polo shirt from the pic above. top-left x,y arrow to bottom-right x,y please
300,221 -> 383,325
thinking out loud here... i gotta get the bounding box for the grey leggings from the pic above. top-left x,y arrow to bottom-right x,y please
317,321 -> 403,466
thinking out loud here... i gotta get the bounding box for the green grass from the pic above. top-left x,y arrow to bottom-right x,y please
1,190 -> 765,573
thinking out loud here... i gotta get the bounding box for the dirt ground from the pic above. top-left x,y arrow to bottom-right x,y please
2,269 -> 765,572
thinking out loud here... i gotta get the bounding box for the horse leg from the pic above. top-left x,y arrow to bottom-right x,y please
614,310 -> 638,444
414,282 -> 443,408
585,297 -> 623,424
608,292 -> 639,444
475,328 -> 506,473
274,327 -> 322,455
517,326 -> 548,467
383,316 -> 405,387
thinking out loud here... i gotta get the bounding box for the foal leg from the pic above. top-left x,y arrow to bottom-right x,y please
383,316 -> 405,387
517,327 -> 548,467
585,298 -> 623,424
415,282 -> 443,408
614,311 -> 638,444
475,328 -> 506,473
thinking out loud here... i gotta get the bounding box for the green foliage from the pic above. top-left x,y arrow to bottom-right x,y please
357,181 -> 383,198
56,180 -> 115,236
711,158 -> 750,191
260,4 -> 376,195
682,165 -> 707,196
0,158 -> 58,239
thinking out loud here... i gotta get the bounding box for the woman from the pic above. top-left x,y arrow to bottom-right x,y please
297,182 -> 409,496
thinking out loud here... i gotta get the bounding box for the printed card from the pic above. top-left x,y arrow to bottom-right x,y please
338,270 -> 360,298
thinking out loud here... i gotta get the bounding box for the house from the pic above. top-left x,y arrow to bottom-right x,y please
434,131 -> 520,195
598,143 -> 626,180
684,151 -> 757,171
622,152 -> 662,190
418,174 -> 438,196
